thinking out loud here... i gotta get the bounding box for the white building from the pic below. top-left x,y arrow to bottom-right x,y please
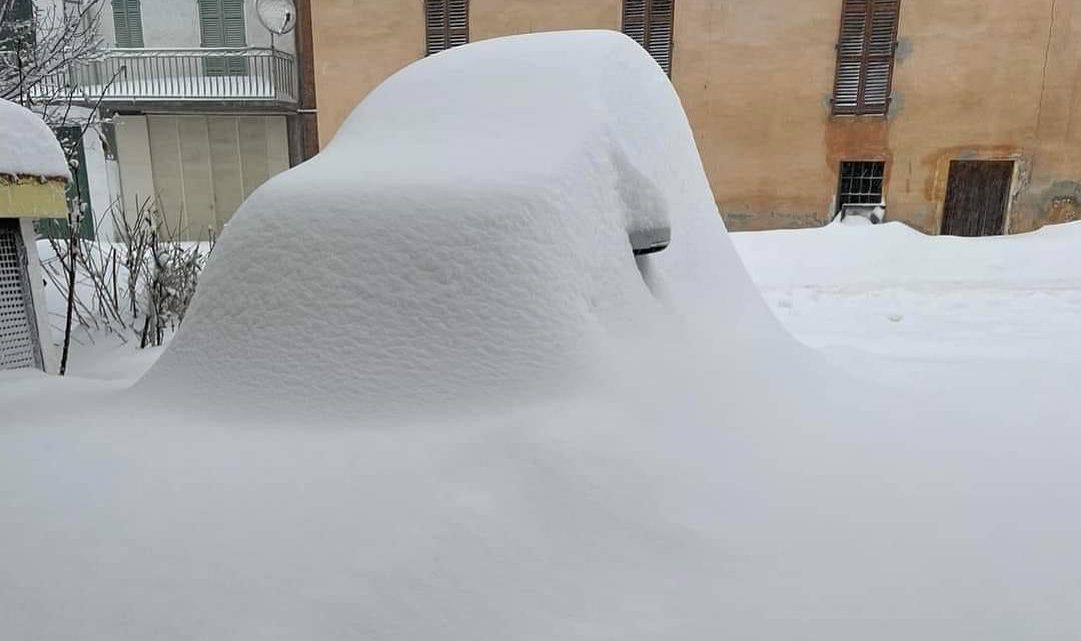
43,0 -> 300,241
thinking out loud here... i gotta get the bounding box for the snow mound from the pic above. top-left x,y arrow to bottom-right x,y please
0,98 -> 69,179
735,219 -> 1081,289
146,30 -> 784,419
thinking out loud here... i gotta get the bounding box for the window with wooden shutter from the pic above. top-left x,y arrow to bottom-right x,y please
622,0 -> 675,76
425,0 -> 468,56
198,0 -> 247,76
832,0 -> 900,115
111,0 -> 144,48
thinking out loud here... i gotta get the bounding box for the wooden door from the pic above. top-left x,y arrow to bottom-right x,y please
941,160 -> 1013,237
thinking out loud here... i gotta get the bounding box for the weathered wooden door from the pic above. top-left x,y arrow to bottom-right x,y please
941,160 -> 1014,236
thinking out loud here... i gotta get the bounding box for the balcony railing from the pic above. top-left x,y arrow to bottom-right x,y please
42,47 -> 298,105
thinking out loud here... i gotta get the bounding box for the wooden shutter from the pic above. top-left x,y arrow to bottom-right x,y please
111,0 -> 144,48
425,0 -> 469,56
448,0 -> 468,48
222,0 -> 247,47
832,0 -> 900,115
198,0 -> 224,47
199,0 -> 247,76
622,0 -> 647,46
622,0 -> 675,76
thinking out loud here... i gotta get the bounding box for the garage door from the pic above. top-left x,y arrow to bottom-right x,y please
0,220 -> 42,371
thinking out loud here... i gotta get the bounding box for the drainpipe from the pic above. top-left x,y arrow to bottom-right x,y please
293,0 -> 319,162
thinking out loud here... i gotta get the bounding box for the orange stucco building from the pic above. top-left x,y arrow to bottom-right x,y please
306,0 -> 1081,234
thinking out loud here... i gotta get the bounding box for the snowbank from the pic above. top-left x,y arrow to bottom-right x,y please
146,30 -> 789,420
735,219 -> 1081,289
7,32 -> 1081,641
0,98 -> 69,179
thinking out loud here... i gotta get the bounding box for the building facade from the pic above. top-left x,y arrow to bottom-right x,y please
103,0 -> 299,241
29,0 -> 300,241
306,0 -> 1081,235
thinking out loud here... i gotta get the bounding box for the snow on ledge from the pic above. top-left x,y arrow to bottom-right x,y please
0,99 -> 69,180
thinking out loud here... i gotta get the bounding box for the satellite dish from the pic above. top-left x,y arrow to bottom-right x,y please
256,0 -> 297,35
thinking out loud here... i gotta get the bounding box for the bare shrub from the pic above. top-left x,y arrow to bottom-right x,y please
39,197 -> 216,351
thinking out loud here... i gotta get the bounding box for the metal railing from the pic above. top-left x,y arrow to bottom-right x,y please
41,47 -> 298,104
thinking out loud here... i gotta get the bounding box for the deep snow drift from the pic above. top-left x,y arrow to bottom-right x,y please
146,29 -> 792,420
4,31 -> 1081,641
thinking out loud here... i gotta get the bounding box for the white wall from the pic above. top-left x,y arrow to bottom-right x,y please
81,126 -> 119,241
98,0 -> 297,53
19,219 -> 57,374
115,113 -> 290,241
113,114 -> 156,220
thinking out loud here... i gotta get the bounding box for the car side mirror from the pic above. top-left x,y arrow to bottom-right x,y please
630,226 -> 670,255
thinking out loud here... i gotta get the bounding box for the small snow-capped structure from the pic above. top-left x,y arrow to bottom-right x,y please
0,99 -> 68,372
149,30 -> 787,418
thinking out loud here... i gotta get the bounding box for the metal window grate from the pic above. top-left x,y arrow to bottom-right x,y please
0,221 -> 41,371
425,0 -> 469,56
623,0 -> 675,76
838,160 -> 885,207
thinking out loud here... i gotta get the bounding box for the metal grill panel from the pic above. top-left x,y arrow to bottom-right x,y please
0,221 -> 41,371
838,160 -> 885,207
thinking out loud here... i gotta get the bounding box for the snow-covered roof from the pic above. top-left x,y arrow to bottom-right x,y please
0,98 -> 70,180
147,30 -> 781,420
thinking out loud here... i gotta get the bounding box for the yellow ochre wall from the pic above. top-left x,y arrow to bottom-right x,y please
0,178 -> 68,219
310,0 -> 1081,233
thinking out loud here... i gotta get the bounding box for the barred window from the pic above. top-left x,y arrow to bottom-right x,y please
837,161 -> 885,208
425,0 -> 468,56
622,0 -> 674,76
832,0 -> 900,115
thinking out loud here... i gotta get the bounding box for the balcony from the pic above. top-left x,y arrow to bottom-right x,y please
44,47 -> 298,107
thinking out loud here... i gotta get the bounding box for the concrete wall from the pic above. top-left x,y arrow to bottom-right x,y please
309,0 -> 424,146
309,0 -> 1081,233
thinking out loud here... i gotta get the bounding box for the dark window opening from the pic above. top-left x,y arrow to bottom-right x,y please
622,0 -> 675,76
838,161 -> 885,209
832,0 -> 900,116
0,0 -> 35,53
425,0 -> 469,56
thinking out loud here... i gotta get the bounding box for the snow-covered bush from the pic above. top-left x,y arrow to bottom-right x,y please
39,198 -> 214,349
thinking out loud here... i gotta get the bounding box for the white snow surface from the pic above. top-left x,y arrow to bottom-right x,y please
4,31 -> 1081,640
0,98 -> 69,179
